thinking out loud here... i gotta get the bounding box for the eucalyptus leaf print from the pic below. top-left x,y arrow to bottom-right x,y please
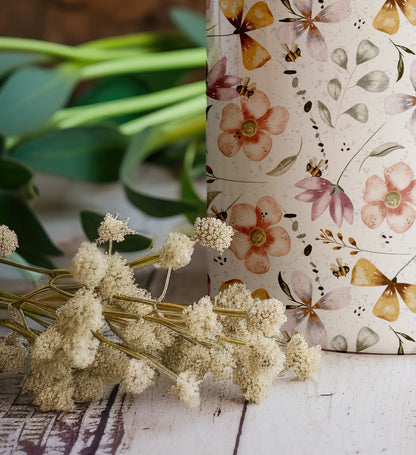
356,327 -> 380,352
317,101 -> 334,128
331,47 -> 348,70
360,143 -> 404,169
343,104 -> 368,123
356,39 -> 380,65
277,0 -> 351,62
373,0 -> 416,35
266,140 -> 302,176
327,78 -> 342,100
217,90 -> 289,161
385,60 -> 416,140
356,71 -> 389,92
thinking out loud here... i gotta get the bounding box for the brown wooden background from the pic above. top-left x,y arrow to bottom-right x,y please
0,0 -> 205,44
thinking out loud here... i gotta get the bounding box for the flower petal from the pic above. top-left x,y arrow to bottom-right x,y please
207,57 -> 226,87
402,179 -> 416,205
219,103 -> 244,131
361,202 -> 386,229
373,285 -> 400,322
209,87 -> 240,101
257,106 -> 289,135
314,0 -> 351,22
314,287 -> 351,310
306,311 -> 327,346
217,131 -> 243,158
396,284 -> 416,313
384,94 -> 416,114
218,75 -> 243,88
373,0 -> 399,35
240,90 -> 270,120
229,231 -> 252,260
295,189 -> 322,203
408,108 -> 416,141
280,307 -> 308,333
255,196 -> 282,226
411,59 -> 416,91
276,20 -> 308,45
244,247 -> 270,274
351,258 -> 391,287
386,202 -> 416,233
291,271 -> 313,305
384,162 -> 414,192
339,190 -> 354,224
397,1 -> 416,26
242,130 -> 272,161
306,23 -> 327,62
295,177 -> 331,190
264,226 -> 291,257
311,189 -> 332,221
293,0 -> 312,18
229,202 -> 257,234
363,175 -> 387,203
329,191 -> 343,227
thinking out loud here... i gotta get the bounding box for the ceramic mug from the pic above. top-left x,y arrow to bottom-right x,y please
206,0 -> 416,354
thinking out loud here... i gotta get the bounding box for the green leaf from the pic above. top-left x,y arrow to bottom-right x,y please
12,126 -> 127,182
331,335 -> 348,352
318,101 -> 334,128
0,159 -> 33,189
80,210 -> 153,252
278,271 -> 295,301
18,250 -> 55,269
369,142 -> 404,158
267,155 -> 297,176
356,326 -> 380,352
0,191 -> 62,256
280,0 -> 297,15
8,252 -> 43,283
169,8 -> 206,47
121,128 -> 201,218
397,44 -> 415,55
398,340 -> 404,355
0,52 -> 46,78
343,103 -> 368,123
356,40 -> 380,65
397,53 -> 404,82
207,191 -> 222,207
331,48 -> 348,70
396,331 -> 416,342
0,66 -> 79,136
356,71 -> 389,92
327,78 -> 342,100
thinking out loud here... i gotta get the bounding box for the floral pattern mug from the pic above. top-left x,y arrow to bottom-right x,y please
206,0 -> 416,354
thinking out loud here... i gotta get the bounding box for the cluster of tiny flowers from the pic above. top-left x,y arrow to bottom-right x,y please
0,225 -> 18,257
96,213 -> 136,244
192,217 -> 234,253
0,216 -> 321,412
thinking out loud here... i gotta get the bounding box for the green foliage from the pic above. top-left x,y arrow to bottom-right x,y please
169,8 -> 206,47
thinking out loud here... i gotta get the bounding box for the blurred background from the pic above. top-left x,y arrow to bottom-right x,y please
1,0 -> 204,43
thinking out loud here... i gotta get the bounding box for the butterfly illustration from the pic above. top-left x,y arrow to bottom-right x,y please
351,258 -> 416,322
373,0 -> 416,35
277,0 -> 351,62
220,0 -> 274,70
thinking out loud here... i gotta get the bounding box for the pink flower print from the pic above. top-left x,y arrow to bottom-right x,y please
295,177 -> 354,227
385,59 -> 416,140
206,57 -> 242,101
217,90 -> 289,161
277,0 -> 351,62
361,162 -> 416,233
229,196 -> 291,274
281,271 -> 351,346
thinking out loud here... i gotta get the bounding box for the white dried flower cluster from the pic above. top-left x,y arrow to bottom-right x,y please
99,253 -> 135,299
169,371 -> 200,409
192,217 -> 233,252
97,213 -> 136,244
183,296 -> 222,341
158,232 -> 195,270
69,242 -> 108,288
0,225 -> 18,257
121,358 -> 157,394
0,333 -> 28,373
285,334 -> 322,381
247,298 -> 287,338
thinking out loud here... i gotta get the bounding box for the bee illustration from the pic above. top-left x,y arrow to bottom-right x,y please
210,194 -> 243,222
283,43 -> 301,62
306,157 -> 325,177
236,77 -> 256,98
331,258 -> 350,278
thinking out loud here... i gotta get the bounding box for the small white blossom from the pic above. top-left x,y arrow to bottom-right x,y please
209,345 -> 235,381
69,242 -> 108,288
169,371 -> 200,409
32,326 -> 64,362
285,333 -> 321,381
158,232 -> 194,270
164,340 -> 210,380
97,213 -> 136,244
214,283 -> 253,310
192,217 -> 233,252
183,296 -> 222,340
72,370 -> 104,403
0,225 -> 18,257
99,253 -> 135,299
247,298 -> 287,337
121,358 -> 156,394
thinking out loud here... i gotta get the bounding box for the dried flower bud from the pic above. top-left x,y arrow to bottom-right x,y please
247,298 -> 287,337
99,253 -> 135,299
192,217 -> 233,252
183,296 -> 222,341
158,232 -> 195,270
97,213 -> 135,244
69,242 -> 108,288
0,225 -> 18,257
121,358 -> 156,394
169,371 -> 200,409
285,333 -> 321,381
0,333 -> 28,373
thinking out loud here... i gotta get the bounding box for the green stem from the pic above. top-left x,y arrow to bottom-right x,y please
79,47 -> 206,80
392,253 -> 416,281
0,319 -> 36,343
50,81 -> 205,129
128,253 -> 160,269
0,257 -> 66,277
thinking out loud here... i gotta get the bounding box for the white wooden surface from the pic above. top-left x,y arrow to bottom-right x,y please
0,174 -> 415,454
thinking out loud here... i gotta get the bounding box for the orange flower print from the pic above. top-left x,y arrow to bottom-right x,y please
229,196 -> 291,274
351,258 -> 416,322
219,279 -> 270,299
217,90 -> 289,162
361,162 -> 416,233
373,0 -> 416,35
